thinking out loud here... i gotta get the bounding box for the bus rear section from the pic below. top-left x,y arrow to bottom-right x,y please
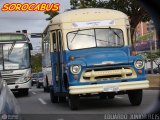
44,8 -> 149,110
0,32 -> 33,95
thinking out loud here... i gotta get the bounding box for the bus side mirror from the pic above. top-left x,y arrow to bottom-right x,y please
29,43 -> 33,50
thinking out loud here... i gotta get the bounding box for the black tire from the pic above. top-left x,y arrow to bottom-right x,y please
108,95 -> 115,99
50,89 -> 58,103
24,89 -> 29,96
44,86 -> 50,92
128,89 -> 143,106
44,76 -> 49,92
37,83 -> 40,88
59,96 -> 66,103
19,89 -> 29,96
44,87 -> 47,92
68,95 -> 79,110
108,94 -> 115,99
99,93 -> 107,99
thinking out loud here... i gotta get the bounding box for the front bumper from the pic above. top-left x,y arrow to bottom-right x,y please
69,80 -> 149,94
8,80 -> 31,90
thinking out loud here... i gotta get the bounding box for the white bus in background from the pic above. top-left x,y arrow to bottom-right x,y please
41,32 -> 52,92
0,31 -> 33,95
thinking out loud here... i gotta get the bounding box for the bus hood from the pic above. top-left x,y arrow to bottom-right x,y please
77,51 -> 129,67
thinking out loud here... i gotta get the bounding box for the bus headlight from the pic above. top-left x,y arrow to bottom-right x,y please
134,60 -> 144,69
16,76 -> 31,84
70,65 -> 81,74
15,69 -> 31,83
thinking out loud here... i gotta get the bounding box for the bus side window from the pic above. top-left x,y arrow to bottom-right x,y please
52,32 -> 57,52
58,31 -> 62,51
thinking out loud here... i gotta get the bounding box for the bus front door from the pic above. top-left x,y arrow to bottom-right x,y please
51,31 -> 63,93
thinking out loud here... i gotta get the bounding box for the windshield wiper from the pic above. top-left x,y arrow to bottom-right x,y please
109,26 -> 120,39
71,32 -> 95,43
8,41 -> 16,55
71,30 -> 79,43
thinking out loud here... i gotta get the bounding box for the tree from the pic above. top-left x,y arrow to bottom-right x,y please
70,0 -> 150,50
70,0 -> 79,9
44,11 -> 59,20
70,0 -> 96,9
31,53 -> 42,73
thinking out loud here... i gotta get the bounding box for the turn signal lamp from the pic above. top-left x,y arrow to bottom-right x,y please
70,55 -> 75,61
73,75 -> 79,80
132,51 -> 136,56
138,70 -> 143,74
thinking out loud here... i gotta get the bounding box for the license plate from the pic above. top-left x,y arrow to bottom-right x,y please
103,86 -> 119,92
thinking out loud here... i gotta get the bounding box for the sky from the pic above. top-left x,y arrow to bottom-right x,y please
0,0 -> 70,52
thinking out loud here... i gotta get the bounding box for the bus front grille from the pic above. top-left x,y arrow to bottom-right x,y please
1,74 -> 23,84
81,67 -> 137,82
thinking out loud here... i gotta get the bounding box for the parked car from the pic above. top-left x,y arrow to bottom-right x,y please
153,67 -> 160,74
36,72 -> 45,88
31,73 -> 38,86
145,68 -> 151,74
0,72 -> 20,115
145,67 -> 160,74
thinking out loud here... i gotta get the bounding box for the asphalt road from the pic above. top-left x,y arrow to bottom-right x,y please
15,86 -> 160,120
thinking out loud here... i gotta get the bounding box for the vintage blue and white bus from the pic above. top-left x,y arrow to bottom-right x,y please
42,8 -> 149,110
0,31 -> 32,95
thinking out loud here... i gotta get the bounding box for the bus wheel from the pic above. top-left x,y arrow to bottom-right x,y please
99,93 -> 107,99
24,89 -> 29,96
59,96 -> 66,103
50,89 -> 58,103
20,89 -> 28,96
68,95 -> 79,110
108,94 -> 115,99
128,89 -> 142,106
44,76 -> 49,92
44,87 -> 50,92
107,93 -> 115,99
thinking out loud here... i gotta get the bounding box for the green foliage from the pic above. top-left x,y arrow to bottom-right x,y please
70,0 -> 96,9
70,0 -> 79,9
31,53 -> 42,73
137,32 -> 154,42
44,11 -> 59,20
144,51 -> 160,61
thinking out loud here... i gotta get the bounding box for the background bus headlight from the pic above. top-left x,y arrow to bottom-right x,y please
134,60 -> 144,69
15,69 -> 31,83
70,65 -> 81,74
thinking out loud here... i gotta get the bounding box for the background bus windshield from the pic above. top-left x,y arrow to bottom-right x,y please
0,43 -> 30,70
67,28 -> 124,50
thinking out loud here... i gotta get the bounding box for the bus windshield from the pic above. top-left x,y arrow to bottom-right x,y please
67,28 -> 124,50
0,43 -> 30,70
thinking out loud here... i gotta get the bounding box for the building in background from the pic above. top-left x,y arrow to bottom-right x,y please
135,20 -> 159,52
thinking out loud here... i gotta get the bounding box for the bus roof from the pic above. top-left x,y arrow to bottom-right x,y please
49,8 -> 128,25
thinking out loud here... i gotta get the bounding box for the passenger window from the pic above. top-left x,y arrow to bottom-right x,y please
58,31 -> 62,51
52,32 -> 57,52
